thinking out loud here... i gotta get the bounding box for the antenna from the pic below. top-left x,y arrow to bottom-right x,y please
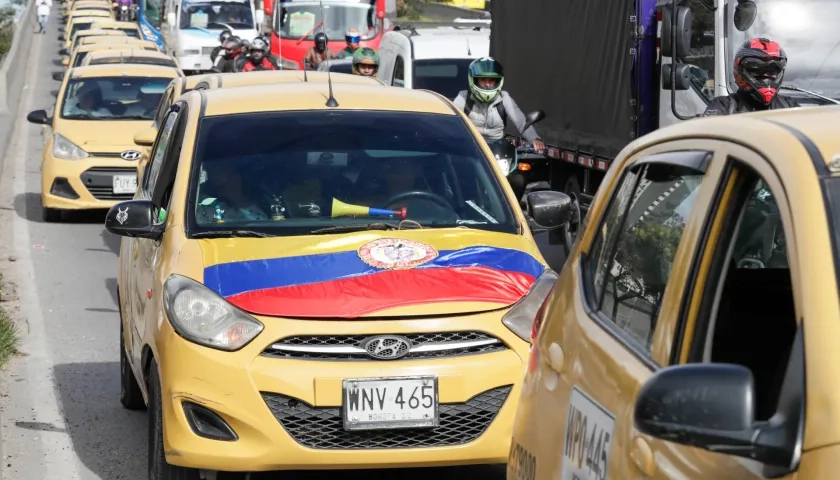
319,0 -> 338,107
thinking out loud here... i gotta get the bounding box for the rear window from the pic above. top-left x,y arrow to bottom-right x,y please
73,51 -> 90,67
412,59 -> 474,100
70,22 -> 92,38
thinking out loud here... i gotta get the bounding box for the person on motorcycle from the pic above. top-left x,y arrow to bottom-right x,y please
453,57 -> 546,153
703,37 -> 800,116
212,36 -> 242,73
236,37 -> 279,72
304,32 -> 335,70
210,29 -> 232,66
351,47 -> 379,77
116,0 -> 132,21
335,29 -> 360,59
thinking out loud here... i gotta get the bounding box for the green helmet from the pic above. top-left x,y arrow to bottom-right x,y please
468,57 -> 504,103
352,47 -> 380,76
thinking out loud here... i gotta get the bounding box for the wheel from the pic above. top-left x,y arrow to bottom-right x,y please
149,358 -> 202,480
42,207 -> 61,222
120,303 -> 146,410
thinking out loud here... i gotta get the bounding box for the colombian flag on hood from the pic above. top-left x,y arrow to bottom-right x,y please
200,231 -> 546,318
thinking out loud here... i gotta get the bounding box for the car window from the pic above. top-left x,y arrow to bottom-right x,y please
69,21 -> 93,38
586,156 -> 706,355
145,111 -> 179,195
412,59 -> 474,100
60,76 -> 171,120
152,87 -> 174,129
187,110 -> 518,236
732,179 -> 788,269
393,55 -> 405,87
72,51 -> 90,67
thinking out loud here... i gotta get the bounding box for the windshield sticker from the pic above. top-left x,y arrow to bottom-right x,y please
190,12 -> 209,28
289,11 -> 316,37
465,200 -> 498,224
561,387 -> 615,480
358,238 -> 438,270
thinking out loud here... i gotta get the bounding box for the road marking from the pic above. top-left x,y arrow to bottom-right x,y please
0,25 -> 83,480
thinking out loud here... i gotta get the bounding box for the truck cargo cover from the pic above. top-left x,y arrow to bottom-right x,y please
491,0 -> 635,158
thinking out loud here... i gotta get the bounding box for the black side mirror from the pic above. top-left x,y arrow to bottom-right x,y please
734,0 -> 757,31
105,200 -> 163,240
661,5 -> 692,58
58,34 -> 66,41
635,363 -> 793,468
525,190 -> 572,229
662,63 -> 692,90
522,110 -> 545,133
26,109 -> 51,125
52,71 -> 64,81
59,48 -> 69,55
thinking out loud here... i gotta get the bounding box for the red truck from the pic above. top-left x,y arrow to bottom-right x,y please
265,0 -> 397,69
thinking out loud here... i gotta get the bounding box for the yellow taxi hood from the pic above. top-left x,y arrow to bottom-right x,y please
198,229 -> 547,319
60,121 -> 151,153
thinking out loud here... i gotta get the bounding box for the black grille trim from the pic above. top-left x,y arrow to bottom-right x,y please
262,385 -> 512,449
80,166 -> 137,201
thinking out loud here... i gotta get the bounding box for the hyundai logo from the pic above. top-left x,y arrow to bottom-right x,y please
120,150 -> 142,161
362,335 -> 411,360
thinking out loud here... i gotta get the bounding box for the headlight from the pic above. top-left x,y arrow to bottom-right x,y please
495,157 -> 511,174
279,57 -> 299,70
501,269 -> 559,343
163,274 -> 264,351
121,5 -> 127,9
52,132 -> 89,160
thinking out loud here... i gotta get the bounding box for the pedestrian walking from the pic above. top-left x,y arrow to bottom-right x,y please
36,0 -> 52,34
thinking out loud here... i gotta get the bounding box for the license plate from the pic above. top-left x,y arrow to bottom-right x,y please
561,387 -> 615,480
342,376 -> 438,431
112,175 -> 137,194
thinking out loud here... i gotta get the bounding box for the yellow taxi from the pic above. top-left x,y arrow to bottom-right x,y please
25,64 -> 182,222
62,14 -> 110,45
60,28 -> 126,56
90,19 -> 143,39
59,42 -> 161,74
104,82 -> 558,478
506,105 -> 840,480
62,5 -> 112,21
62,0 -> 111,17
81,49 -> 181,72
75,35 -> 160,52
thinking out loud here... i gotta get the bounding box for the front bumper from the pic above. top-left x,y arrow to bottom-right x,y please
155,313 -> 528,471
42,153 -> 138,210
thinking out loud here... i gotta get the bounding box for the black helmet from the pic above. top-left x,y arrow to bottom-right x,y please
219,28 -> 231,44
314,32 -> 328,53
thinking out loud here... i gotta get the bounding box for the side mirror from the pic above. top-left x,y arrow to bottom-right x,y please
521,110 -> 545,133
59,48 -> 69,55
133,127 -> 157,147
635,363 -> 793,468
62,57 -> 70,66
660,5 -> 692,58
662,63 -> 692,90
525,190 -> 572,229
26,110 -> 51,125
734,0 -> 757,31
52,71 -> 64,81
166,11 -> 176,25
58,34 -> 66,41
255,9 -> 265,25
105,200 -> 163,239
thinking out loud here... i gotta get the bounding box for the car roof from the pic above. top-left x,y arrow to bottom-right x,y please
68,9 -> 111,16
192,82 -> 456,117
75,29 -> 127,38
86,49 -> 172,60
79,36 -> 158,47
196,70 -> 386,88
74,43 -> 157,53
387,27 -> 490,60
91,20 -> 141,28
68,63 -> 183,79
83,50 -> 178,67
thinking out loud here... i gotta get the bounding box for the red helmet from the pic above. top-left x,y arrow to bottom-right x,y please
733,37 -> 787,105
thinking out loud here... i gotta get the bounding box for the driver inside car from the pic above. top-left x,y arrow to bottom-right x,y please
124,87 -> 162,117
351,156 -> 432,208
196,160 -> 269,224
65,82 -> 111,117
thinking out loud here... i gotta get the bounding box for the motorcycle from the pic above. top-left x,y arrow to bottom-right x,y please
119,3 -> 129,21
487,109 -> 548,203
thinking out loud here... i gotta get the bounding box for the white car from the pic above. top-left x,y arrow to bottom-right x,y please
376,21 -> 490,100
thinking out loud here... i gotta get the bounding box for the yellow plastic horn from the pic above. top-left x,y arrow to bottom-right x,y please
331,198 -> 407,219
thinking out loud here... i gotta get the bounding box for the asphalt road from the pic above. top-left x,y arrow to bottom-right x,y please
0,12 -> 564,480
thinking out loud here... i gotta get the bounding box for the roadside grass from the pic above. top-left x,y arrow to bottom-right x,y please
0,6 -> 16,61
0,274 -> 20,370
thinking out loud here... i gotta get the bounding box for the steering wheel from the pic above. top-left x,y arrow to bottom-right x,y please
384,190 -> 454,212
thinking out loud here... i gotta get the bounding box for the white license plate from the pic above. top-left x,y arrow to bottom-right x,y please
112,175 -> 137,194
342,376 -> 439,431
561,387 -> 615,480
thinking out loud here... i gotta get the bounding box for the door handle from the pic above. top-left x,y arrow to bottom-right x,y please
630,436 -> 655,476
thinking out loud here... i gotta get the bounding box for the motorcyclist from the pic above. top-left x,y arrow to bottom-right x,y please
116,0 -> 132,21
212,36 -> 242,73
702,37 -> 800,116
351,47 -> 379,77
453,57 -> 546,153
236,37 -> 279,72
304,32 -> 335,70
210,28 -> 232,66
335,28 -> 360,59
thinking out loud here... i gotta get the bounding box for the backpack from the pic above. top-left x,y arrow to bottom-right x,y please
464,94 -> 508,129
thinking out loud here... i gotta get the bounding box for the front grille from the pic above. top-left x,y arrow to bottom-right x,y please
81,167 -> 137,201
88,152 -> 125,158
262,385 -> 512,449
261,331 -> 507,361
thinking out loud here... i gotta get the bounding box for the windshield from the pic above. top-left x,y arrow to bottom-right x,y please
60,76 -> 171,120
90,56 -> 178,67
70,22 -> 93,38
187,111 -> 518,236
72,51 -> 90,67
180,0 -> 254,30
412,59 -> 473,100
74,32 -> 126,49
728,0 -> 840,100
275,1 -> 377,41
142,0 -> 162,25
117,27 -> 141,38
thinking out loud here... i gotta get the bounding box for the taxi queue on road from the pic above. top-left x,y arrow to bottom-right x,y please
22,0 -> 840,479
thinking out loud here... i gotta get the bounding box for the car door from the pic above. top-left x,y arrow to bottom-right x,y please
519,141 -> 730,480
376,37 -> 395,82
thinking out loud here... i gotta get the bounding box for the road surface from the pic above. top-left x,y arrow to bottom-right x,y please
0,13 -> 564,480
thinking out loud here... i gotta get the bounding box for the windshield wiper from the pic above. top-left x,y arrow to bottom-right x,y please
117,115 -> 153,120
309,223 -> 399,234
779,84 -> 840,105
191,230 -> 273,238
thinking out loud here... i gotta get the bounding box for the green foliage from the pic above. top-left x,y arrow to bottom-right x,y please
0,275 -> 19,369
0,6 -> 16,60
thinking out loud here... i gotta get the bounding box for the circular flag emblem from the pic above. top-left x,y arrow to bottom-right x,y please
358,238 -> 439,270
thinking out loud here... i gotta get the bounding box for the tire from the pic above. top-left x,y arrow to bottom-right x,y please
148,359 -> 202,480
42,207 -> 61,222
120,305 -> 146,410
